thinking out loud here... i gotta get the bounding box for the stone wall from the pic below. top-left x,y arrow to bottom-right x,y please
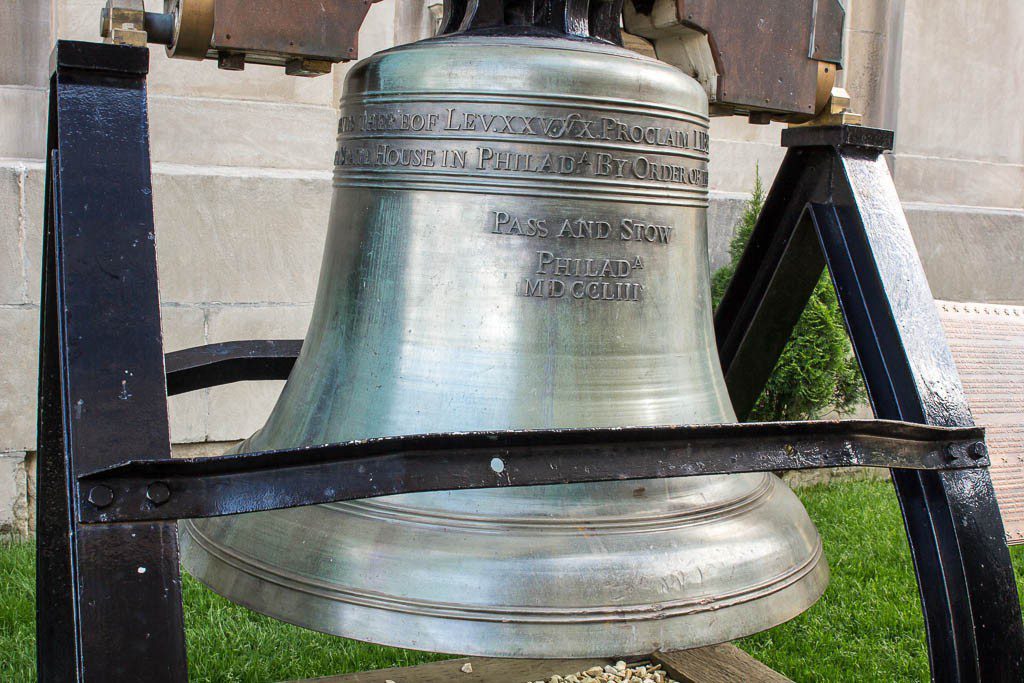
1,0 -> 1021,534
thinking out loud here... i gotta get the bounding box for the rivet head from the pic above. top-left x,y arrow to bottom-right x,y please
146,481 -> 172,506
87,485 -> 114,508
968,442 -> 987,460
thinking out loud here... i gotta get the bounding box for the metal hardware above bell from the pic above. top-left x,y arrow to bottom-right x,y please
101,0 -> 371,75
97,0 -> 847,122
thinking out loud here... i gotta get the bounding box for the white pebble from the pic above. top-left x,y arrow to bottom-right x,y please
461,662 -> 474,673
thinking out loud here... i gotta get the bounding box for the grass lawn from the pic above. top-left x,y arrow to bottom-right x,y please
3,480 -> 1023,682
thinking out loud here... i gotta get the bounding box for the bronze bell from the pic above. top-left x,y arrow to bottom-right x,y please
181,3 -> 828,658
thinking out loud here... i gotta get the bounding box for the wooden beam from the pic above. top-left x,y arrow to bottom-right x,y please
654,644 -> 793,682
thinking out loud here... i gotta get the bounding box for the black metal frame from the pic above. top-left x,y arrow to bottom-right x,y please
35,40 -> 1024,682
715,124 -> 1024,682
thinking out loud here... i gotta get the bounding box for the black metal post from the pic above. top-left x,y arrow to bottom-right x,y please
715,125 -> 1024,682
36,41 -> 187,682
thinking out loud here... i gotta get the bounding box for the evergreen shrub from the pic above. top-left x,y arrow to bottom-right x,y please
711,170 -> 865,422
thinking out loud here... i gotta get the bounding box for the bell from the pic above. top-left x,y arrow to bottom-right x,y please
180,20 -> 828,658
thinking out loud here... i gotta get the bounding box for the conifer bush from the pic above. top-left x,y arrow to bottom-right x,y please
711,171 -> 865,422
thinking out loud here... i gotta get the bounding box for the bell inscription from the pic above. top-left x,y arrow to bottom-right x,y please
334,102 -> 710,193
490,211 -> 675,302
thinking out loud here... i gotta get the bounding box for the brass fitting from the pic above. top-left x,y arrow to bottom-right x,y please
99,0 -> 148,47
793,86 -> 864,127
164,0 -> 215,61
815,61 -> 838,115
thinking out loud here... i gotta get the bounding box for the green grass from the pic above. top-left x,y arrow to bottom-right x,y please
3,480 -> 1024,682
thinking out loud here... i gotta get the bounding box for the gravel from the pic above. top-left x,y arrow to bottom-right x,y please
525,661 -> 679,683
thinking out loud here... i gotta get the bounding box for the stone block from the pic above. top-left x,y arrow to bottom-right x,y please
707,193 -> 749,274
846,0 -> 893,34
206,303 -> 314,342
905,204 -> 1024,305
892,154 -> 1024,209
896,0 -> 1024,165
394,0 -> 437,46
162,306 -> 209,444
55,0 -> 97,42
208,378 -> 284,443
842,29 -> 887,127
710,117 -> 786,145
0,308 -> 38,452
0,0 -> 51,87
148,96 -> 338,171
0,453 -> 29,536
148,52 -> 337,108
707,138 -> 786,195
0,87 -> 46,161
21,165 -> 44,305
151,171 -> 331,304
0,166 -> 26,304
205,304 -> 313,442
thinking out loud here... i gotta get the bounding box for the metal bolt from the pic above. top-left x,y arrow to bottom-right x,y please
88,485 -> 114,508
968,442 -> 987,460
146,481 -> 172,506
217,51 -> 246,72
285,58 -> 332,78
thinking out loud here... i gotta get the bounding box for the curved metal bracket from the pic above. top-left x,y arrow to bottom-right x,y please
165,339 -> 301,395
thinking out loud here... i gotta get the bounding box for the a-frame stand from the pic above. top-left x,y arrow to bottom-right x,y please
35,41 -> 1024,683
714,125 -> 1024,681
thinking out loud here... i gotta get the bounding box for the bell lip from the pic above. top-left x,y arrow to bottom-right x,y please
180,521 -> 829,658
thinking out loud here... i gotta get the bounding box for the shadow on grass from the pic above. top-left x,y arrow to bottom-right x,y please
3,481 -> 1023,682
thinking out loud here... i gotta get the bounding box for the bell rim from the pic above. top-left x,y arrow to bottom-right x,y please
180,510 -> 829,657
184,516 -> 823,624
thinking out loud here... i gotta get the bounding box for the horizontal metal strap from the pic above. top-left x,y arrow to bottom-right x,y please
77,420 -> 988,524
